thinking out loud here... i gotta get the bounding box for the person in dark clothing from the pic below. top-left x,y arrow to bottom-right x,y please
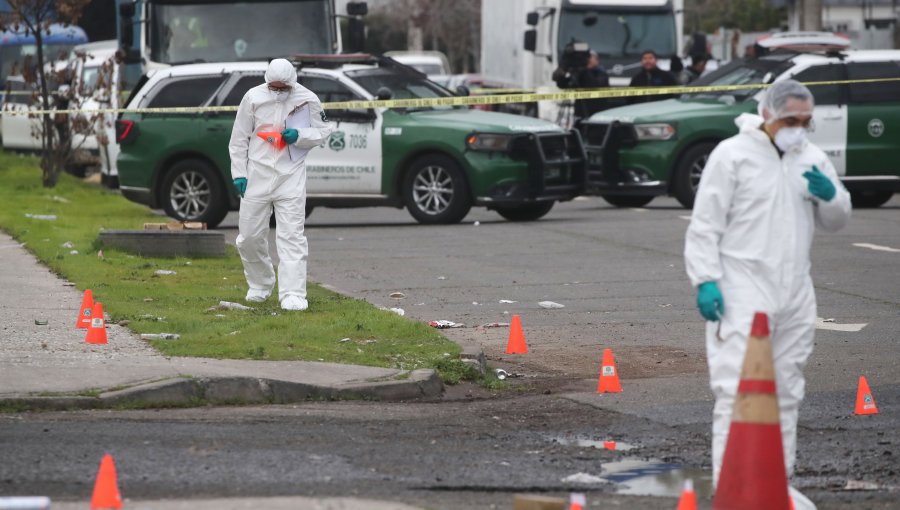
680,54 -> 709,84
629,50 -> 678,103
553,50 -> 611,123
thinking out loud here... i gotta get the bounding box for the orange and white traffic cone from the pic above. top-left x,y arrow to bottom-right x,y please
855,376 -> 879,415
676,479 -> 697,510
712,312 -> 791,510
84,302 -> 108,345
596,348 -> 622,393
505,314 -> 528,354
90,454 -> 122,509
568,493 -> 586,510
76,289 -> 94,329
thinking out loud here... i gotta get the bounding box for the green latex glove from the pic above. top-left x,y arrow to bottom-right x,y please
697,281 -> 725,321
281,128 -> 299,145
233,178 -> 247,198
802,165 -> 836,202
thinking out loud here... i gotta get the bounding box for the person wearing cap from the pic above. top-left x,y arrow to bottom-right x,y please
228,58 -> 334,311
628,49 -> 678,103
684,79 -> 851,510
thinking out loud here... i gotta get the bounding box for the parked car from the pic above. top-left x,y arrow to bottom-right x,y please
582,49 -> 900,209
384,51 -> 452,86
1,75 -> 42,150
116,55 -> 585,227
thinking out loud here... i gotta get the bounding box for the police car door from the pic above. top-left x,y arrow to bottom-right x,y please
300,75 -> 382,194
792,64 -> 848,176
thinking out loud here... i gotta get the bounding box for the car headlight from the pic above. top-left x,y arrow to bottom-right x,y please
634,123 -> 676,141
466,133 -> 513,152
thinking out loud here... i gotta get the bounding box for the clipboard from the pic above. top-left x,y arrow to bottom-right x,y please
285,102 -> 311,161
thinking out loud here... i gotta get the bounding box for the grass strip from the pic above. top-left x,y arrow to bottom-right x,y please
0,153 -> 464,376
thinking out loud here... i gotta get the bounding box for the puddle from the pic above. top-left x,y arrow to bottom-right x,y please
549,436 -> 635,451
600,458 -> 713,498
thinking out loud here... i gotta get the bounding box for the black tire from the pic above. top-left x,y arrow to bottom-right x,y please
600,195 -> 654,208
850,191 -> 893,209
673,142 -> 718,209
403,154 -> 472,224
495,202 -> 555,221
161,158 -> 229,228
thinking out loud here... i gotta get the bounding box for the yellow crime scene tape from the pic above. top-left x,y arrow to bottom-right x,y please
7,77 -> 900,116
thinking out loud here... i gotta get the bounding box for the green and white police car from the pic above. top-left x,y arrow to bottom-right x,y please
115,55 -> 585,227
582,49 -> 900,209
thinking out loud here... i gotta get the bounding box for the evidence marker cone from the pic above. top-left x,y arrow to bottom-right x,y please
676,479 -> 697,510
84,302 -> 108,345
256,130 -> 286,150
596,348 -> 622,393
90,454 -> 123,509
713,312 -> 790,510
76,289 -> 94,329
855,376 -> 879,415
505,314 -> 528,354
568,493 -> 586,510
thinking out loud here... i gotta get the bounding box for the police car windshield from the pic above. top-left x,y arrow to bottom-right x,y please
686,56 -> 795,101
345,68 -> 456,110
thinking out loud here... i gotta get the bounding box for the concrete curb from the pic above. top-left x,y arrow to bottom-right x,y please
0,369 -> 443,411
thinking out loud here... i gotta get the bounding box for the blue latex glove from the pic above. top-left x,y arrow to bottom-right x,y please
697,281 -> 725,321
802,165 -> 836,202
233,178 -> 247,198
281,128 -> 299,145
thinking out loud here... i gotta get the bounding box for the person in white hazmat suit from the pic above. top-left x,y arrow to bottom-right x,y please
684,80 -> 851,510
229,59 -> 334,311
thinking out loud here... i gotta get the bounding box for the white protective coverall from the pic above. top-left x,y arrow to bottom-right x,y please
229,59 -> 334,308
685,112 -> 851,507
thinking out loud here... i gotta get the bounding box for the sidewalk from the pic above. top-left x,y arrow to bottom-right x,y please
0,233 -> 442,410
50,496 -> 424,510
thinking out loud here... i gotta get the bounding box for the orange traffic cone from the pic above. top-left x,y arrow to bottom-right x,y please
76,289 -> 94,329
568,493 -> 586,510
676,479 -> 697,510
603,440 -> 617,451
90,454 -> 123,509
713,312 -> 791,510
855,376 -> 879,415
257,130 -> 286,149
84,302 -> 108,345
596,348 -> 622,393
505,314 -> 528,354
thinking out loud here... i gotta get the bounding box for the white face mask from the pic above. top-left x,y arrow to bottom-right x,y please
272,89 -> 290,102
774,127 -> 806,152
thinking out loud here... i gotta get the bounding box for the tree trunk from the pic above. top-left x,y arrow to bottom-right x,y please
34,26 -> 60,188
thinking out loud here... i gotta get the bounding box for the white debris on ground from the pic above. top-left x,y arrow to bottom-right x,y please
538,301 -> 565,309
140,333 -> 180,340
209,301 -> 253,311
389,292 -> 405,299
429,320 -> 464,329
499,299 -> 516,304
154,270 -> 177,275
24,213 -> 57,220
561,473 -> 606,484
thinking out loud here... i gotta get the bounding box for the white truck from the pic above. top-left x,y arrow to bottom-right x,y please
481,0 -> 684,122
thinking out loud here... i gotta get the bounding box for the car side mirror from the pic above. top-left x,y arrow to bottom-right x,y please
526,12 -> 539,26
375,87 -> 392,101
524,30 -> 537,52
347,1 -> 367,16
456,85 -> 470,97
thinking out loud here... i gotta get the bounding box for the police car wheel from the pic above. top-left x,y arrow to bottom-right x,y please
673,142 -> 717,209
850,191 -> 893,209
404,154 -> 472,224
161,158 -> 229,228
494,202 -> 555,221
600,195 -> 654,208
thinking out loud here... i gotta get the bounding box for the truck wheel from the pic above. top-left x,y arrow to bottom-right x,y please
850,191 -> 893,208
404,154 -> 472,224
495,202 -> 555,221
600,195 -> 654,208
161,158 -> 229,228
673,142 -> 717,209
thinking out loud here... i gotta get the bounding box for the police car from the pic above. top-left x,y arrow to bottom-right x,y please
582,49 -> 900,209
115,55 -> 585,227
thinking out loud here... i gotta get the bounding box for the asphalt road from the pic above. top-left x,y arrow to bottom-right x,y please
2,196 -> 897,508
